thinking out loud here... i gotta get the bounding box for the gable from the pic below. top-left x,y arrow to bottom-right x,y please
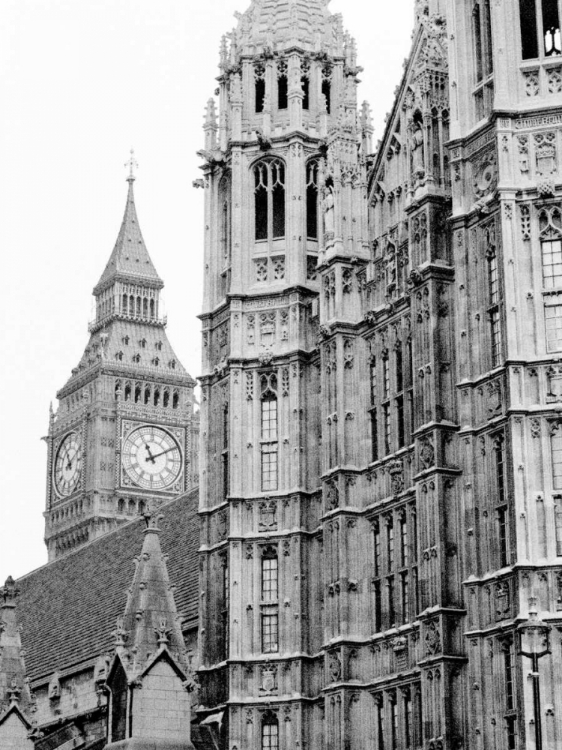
16,489 -> 199,684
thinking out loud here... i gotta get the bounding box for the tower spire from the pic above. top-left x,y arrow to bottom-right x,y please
0,577 -> 36,747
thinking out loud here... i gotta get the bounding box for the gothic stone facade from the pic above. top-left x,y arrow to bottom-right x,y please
197,1 -> 562,749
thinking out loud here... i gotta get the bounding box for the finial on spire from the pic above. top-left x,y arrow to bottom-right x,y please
125,149 -> 138,182
1,576 -> 19,606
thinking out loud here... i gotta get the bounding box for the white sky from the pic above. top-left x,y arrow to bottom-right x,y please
0,0 -> 413,581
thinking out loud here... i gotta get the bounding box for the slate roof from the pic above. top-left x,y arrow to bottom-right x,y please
94,178 -> 163,295
17,489 -> 199,684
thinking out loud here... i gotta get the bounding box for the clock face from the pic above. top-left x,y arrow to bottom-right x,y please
54,432 -> 82,498
122,425 -> 182,491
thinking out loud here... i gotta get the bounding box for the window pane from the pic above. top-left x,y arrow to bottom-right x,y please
543,0 -> 561,55
262,720 -> 279,750
272,184 -> 285,238
261,445 -> 278,491
520,0 -> 539,58
255,186 -> 268,241
262,397 -> 278,441
262,556 -> 278,601
307,183 -> 318,239
545,302 -> 562,351
278,75 -> 288,109
261,611 -> 278,653
256,78 -> 265,113
542,239 -> 562,288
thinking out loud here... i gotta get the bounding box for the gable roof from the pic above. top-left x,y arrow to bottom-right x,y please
93,178 -> 163,296
16,489 -> 199,685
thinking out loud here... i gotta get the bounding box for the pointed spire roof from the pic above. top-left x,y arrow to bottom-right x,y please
93,175 -> 163,296
0,577 -> 34,719
112,512 -> 188,678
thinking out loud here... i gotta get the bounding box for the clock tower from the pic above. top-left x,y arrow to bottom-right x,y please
44,167 -> 197,561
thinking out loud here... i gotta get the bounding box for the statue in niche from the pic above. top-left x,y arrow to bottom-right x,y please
411,117 -> 425,179
323,187 -> 335,235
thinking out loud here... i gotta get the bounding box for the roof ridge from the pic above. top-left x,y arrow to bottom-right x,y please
17,488 -> 199,581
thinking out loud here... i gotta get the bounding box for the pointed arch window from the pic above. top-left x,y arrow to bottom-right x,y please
109,660 -> 128,742
254,159 -> 286,242
306,161 -> 320,240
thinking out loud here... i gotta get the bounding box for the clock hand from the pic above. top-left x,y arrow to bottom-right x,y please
149,446 -> 178,461
145,444 -> 156,464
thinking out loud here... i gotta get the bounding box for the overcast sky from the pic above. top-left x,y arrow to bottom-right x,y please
0,0 -> 413,581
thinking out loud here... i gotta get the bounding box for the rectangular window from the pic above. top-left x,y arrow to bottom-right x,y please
376,699 -> 385,750
495,437 -> 506,503
262,556 -> 278,601
262,721 -> 279,750
387,517 -> 395,571
397,395 -> 405,449
401,571 -> 410,624
396,346 -> 403,392
383,357 -> 390,399
390,697 -> 398,750
261,445 -> 278,491
374,524 -> 381,577
520,0 -> 540,58
542,239 -> 562,288
498,505 -> 509,567
374,580 -> 382,632
504,643 -> 515,711
262,397 -> 278,440
388,576 -> 395,627
222,557 -> 229,659
405,691 -> 413,749
488,252 -> 499,305
400,514 -> 409,567
222,454 -> 229,501
555,496 -> 562,554
506,716 -> 517,750
383,404 -> 391,456
371,410 -> 379,462
545,301 -> 562,352
490,309 -> 502,367
553,432 -> 562,489
370,360 -> 378,405
261,610 -> 279,653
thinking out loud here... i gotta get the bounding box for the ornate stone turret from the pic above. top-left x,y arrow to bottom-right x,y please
105,512 -> 194,749
0,577 -> 36,749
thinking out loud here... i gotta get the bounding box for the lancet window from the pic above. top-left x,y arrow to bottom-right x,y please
254,159 -> 286,242
255,63 -> 266,113
519,0 -> 561,59
277,60 -> 288,110
321,65 -> 332,114
306,160 -> 320,241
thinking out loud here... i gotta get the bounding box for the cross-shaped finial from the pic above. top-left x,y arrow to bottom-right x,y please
125,149 -> 138,181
